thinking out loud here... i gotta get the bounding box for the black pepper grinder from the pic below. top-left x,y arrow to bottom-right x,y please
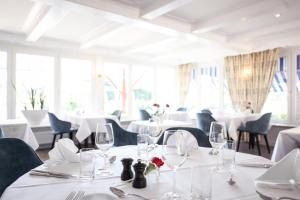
132,159 -> 147,189
121,158 -> 134,181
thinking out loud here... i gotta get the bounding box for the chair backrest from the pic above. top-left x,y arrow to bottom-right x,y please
0,128 -> 4,138
196,113 -> 216,134
111,110 -> 122,121
157,127 -> 211,148
247,113 -> 272,134
105,118 -> 137,146
48,112 -> 71,134
0,138 -> 43,196
139,109 -> 151,120
176,107 -> 187,112
201,109 -> 212,115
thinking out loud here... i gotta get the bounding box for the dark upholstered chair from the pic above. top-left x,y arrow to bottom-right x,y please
176,107 -> 187,112
105,118 -> 137,146
48,112 -> 78,149
111,110 -> 122,121
0,138 -> 43,196
157,127 -> 211,148
139,109 -> 151,121
237,113 -> 272,156
201,109 -> 212,115
0,128 -> 4,138
196,113 -> 216,135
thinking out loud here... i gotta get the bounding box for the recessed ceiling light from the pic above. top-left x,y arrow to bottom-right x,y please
275,13 -> 281,18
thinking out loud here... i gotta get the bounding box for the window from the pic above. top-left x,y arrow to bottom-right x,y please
0,51 -> 7,119
16,53 -> 54,117
262,57 -> 288,121
60,58 -> 92,114
131,66 -> 154,117
103,63 -> 128,115
295,55 -> 300,121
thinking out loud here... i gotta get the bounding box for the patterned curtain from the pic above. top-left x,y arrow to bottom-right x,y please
178,63 -> 193,106
224,48 -> 279,113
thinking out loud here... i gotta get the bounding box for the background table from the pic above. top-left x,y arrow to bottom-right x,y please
1,146 -> 270,200
66,114 -> 118,142
271,127 -> 300,162
127,120 -> 194,135
165,111 -> 192,122
0,119 -> 39,150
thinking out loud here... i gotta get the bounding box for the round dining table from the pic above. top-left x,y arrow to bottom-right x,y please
1,146 -> 271,200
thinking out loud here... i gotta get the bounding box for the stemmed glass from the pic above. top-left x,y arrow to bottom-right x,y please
162,130 -> 187,199
209,122 -> 227,170
95,123 -> 114,176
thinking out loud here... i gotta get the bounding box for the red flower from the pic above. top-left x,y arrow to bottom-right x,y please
166,104 -> 170,108
153,103 -> 160,108
151,157 -> 164,168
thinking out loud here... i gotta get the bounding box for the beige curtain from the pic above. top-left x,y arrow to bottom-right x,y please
224,48 -> 279,113
178,63 -> 193,106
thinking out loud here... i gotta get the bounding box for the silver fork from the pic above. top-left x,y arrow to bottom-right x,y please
65,191 -> 76,200
73,191 -> 85,200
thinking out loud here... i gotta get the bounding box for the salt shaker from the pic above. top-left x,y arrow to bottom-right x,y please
121,158 -> 134,181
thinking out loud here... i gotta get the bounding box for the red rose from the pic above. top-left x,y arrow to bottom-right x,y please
151,157 -> 164,168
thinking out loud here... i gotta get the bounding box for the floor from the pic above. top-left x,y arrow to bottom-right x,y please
36,141 -> 273,162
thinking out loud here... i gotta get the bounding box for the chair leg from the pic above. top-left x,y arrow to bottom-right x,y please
91,132 -> 95,146
248,134 -> 252,149
255,135 -> 261,156
60,133 -> 63,139
69,132 -> 73,139
51,134 -> 57,149
264,135 -> 271,154
237,131 -> 242,152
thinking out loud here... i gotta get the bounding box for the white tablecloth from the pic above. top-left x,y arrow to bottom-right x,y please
1,146 -> 269,200
165,111 -> 192,122
271,127 -> 300,162
0,119 -> 39,150
66,114 -> 118,142
127,120 -> 194,135
213,113 -> 261,141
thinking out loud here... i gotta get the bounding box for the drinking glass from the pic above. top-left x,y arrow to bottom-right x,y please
80,148 -> 95,179
162,130 -> 187,199
95,123 -> 114,176
191,166 -> 212,200
209,122 -> 227,155
222,140 -> 236,179
137,133 -> 149,161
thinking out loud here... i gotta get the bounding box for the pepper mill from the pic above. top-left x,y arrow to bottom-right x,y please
132,159 -> 147,189
121,158 -> 134,181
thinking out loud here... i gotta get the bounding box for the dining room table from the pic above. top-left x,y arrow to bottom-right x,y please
165,111 -> 192,122
65,114 -> 119,142
0,119 -> 39,150
0,145 -> 273,200
127,120 -> 195,135
271,127 -> 300,162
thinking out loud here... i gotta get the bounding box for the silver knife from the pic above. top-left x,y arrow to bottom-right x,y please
237,163 -> 273,168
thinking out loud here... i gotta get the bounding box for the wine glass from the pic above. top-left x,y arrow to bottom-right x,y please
95,123 -> 114,176
162,130 -> 187,199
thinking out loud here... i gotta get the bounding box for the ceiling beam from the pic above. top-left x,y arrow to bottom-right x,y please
26,4 -> 69,42
140,0 -> 193,20
192,0 -> 286,33
23,1 -> 49,32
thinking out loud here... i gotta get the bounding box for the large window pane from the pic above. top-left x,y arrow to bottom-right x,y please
16,53 -> 54,117
295,55 -> 300,121
103,63 -> 128,115
0,51 -> 7,119
61,58 -> 92,114
262,57 -> 288,121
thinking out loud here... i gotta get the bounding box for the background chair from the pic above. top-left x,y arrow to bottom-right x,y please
237,113 -> 272,156
0,128 -> 4,138
0,138 -> 43,196
48,112 -> 79,149
139,109 -> 151,120
105,118 -> 137,146
157,127 -> 211,148
176,107 -> 187,112
111,110 -> 122,121
201,109 -> 212,115
196,112 -> 216,135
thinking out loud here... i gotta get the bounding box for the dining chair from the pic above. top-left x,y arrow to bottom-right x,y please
201,108 -> 212,115
196,112 -> 216,135
237,113 -> 272,156
176,107 -> 187,112
139,109 -> 151,121
111,110 -> 122,121
105,118 -> 137,146
48,112 -> 79,149
0,128 -> 4,138
0,138 -> 43,196
157,127 -> 212,148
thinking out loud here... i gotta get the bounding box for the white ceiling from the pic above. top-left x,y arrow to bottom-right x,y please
0,0 -> 300,65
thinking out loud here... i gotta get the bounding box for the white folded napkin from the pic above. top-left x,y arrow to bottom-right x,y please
46,138 -> 80,166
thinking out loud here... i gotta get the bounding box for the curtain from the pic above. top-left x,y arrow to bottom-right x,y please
224,48 -> 279,113
178,63 -> 193,106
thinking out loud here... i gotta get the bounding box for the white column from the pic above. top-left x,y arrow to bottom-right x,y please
7,48 -> 16,119
53,54 -> 61,114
